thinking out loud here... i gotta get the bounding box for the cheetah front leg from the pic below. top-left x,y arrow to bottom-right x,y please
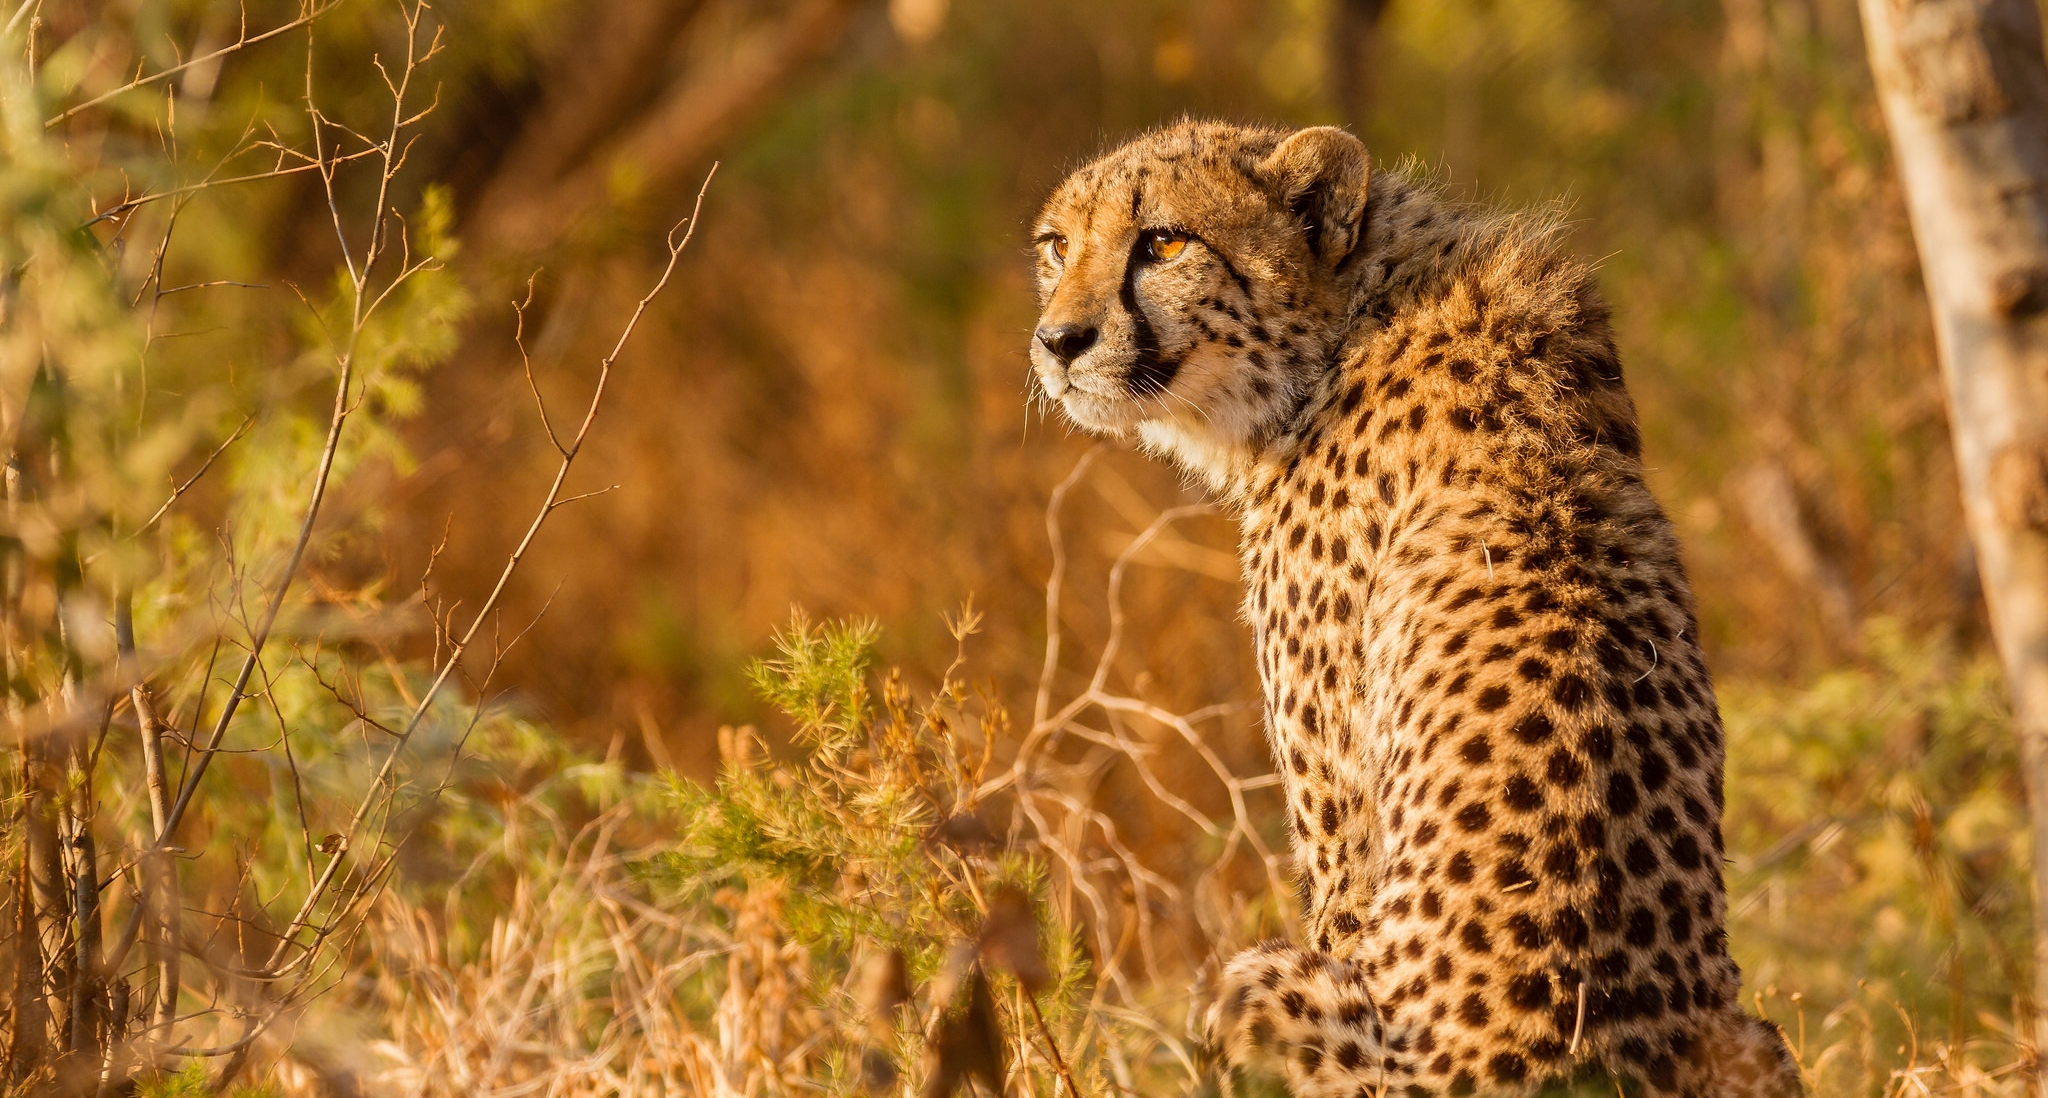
1204,942 -> 1409,1098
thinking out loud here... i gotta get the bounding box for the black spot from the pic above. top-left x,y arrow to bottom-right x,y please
1457,994 -> 1490,1028
1641,749 -> 1671,793
1459,735 -> 1492,764
1516,658 -> 1550,682
1551,675 -> 1591,711
1333,911 -> 1361,934
1632,679 -> 1659,711
1545,749 -> 1584,788
1667,905 -> 1694,943
1551,908 -> 1589,948
1625,906 -> 1658,947
1670,833 -> 1703,869
1460,921 -> 1491,953
1446,851 -> 1475,882
1505,913 -> 1546,949
1624,839 -> 1659,877
1608,772 -> 1641,816
1646,1054 -> 1678,1090
1476,685 -> 1511,712
1510,713 -> 1555,744
1495,859 -> 1535,892
1503,774 -> 1545,812
1455,803 -> 1491,832
1505,974 -> 1551,1012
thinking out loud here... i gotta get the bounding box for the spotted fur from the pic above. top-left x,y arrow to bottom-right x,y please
1029,121 -> 1803,1097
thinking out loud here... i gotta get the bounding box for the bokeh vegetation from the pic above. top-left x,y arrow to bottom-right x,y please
0,0 -> 2031,1093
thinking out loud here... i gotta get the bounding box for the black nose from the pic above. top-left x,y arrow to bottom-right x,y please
1036,324 -> 1099,365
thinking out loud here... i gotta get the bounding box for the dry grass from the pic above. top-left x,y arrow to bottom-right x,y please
221,453 -> 2031,1098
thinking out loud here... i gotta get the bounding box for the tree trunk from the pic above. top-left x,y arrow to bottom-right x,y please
1858,0 -> 2048,1085
1324,0 -> 1389,130
22,739 -> 70,1055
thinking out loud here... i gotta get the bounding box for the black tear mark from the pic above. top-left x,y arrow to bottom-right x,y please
1122,239 -> 1180,395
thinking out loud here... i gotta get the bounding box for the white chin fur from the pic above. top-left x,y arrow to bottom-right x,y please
1137,419 -> 1249,495
1053,351 -> 1269,495
1057,391 -> 1144,435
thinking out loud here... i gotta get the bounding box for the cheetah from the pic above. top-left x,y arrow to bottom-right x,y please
1027,121 -> 1803,1097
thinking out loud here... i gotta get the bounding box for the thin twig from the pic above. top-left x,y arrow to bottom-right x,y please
45,3 -> 341,127
256,164 -> 718,977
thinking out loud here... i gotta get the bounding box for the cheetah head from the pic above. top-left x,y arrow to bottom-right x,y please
1031,121 -> 1371,488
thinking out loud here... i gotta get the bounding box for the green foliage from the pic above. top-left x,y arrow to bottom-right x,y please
133,1062 -> 282,1098
134,1062 -> 213,1098
655,610 -> 1099,1096
743,613 -> 881,757
1723,621 -> 2028,1087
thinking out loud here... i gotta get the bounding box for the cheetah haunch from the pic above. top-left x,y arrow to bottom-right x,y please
1028,122 -> 1804,1097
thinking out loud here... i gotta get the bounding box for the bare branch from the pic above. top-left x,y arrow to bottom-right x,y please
44,2 -> 342,128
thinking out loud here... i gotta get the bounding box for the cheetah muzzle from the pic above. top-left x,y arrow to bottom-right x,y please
1030,121 -> 1805,1098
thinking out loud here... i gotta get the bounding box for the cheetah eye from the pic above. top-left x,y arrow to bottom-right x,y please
1043,234 -> 1069,264
1142,230 -> 1190,262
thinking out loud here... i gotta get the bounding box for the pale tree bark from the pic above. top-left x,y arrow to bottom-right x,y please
1858,0 -> 2048,1081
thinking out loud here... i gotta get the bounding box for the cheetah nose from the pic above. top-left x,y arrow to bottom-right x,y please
1036,324 -> 1099,365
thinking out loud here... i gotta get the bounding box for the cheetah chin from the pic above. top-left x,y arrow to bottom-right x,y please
1030,121 -> 1805,1098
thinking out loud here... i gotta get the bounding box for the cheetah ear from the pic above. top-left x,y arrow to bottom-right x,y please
1257,127 -> 1370,266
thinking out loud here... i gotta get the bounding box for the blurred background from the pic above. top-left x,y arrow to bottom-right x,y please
14,0 -> 2031,1091
340,0 -> 1962,762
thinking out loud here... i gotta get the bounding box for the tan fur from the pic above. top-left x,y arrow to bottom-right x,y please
1030,121 -> 1804,1097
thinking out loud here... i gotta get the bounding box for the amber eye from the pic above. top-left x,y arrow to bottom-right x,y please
1044,235 -> 1069,263
1143,230 -> 1190,262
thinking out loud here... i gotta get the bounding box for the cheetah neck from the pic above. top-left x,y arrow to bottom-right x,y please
1207,171 -> 1493,506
